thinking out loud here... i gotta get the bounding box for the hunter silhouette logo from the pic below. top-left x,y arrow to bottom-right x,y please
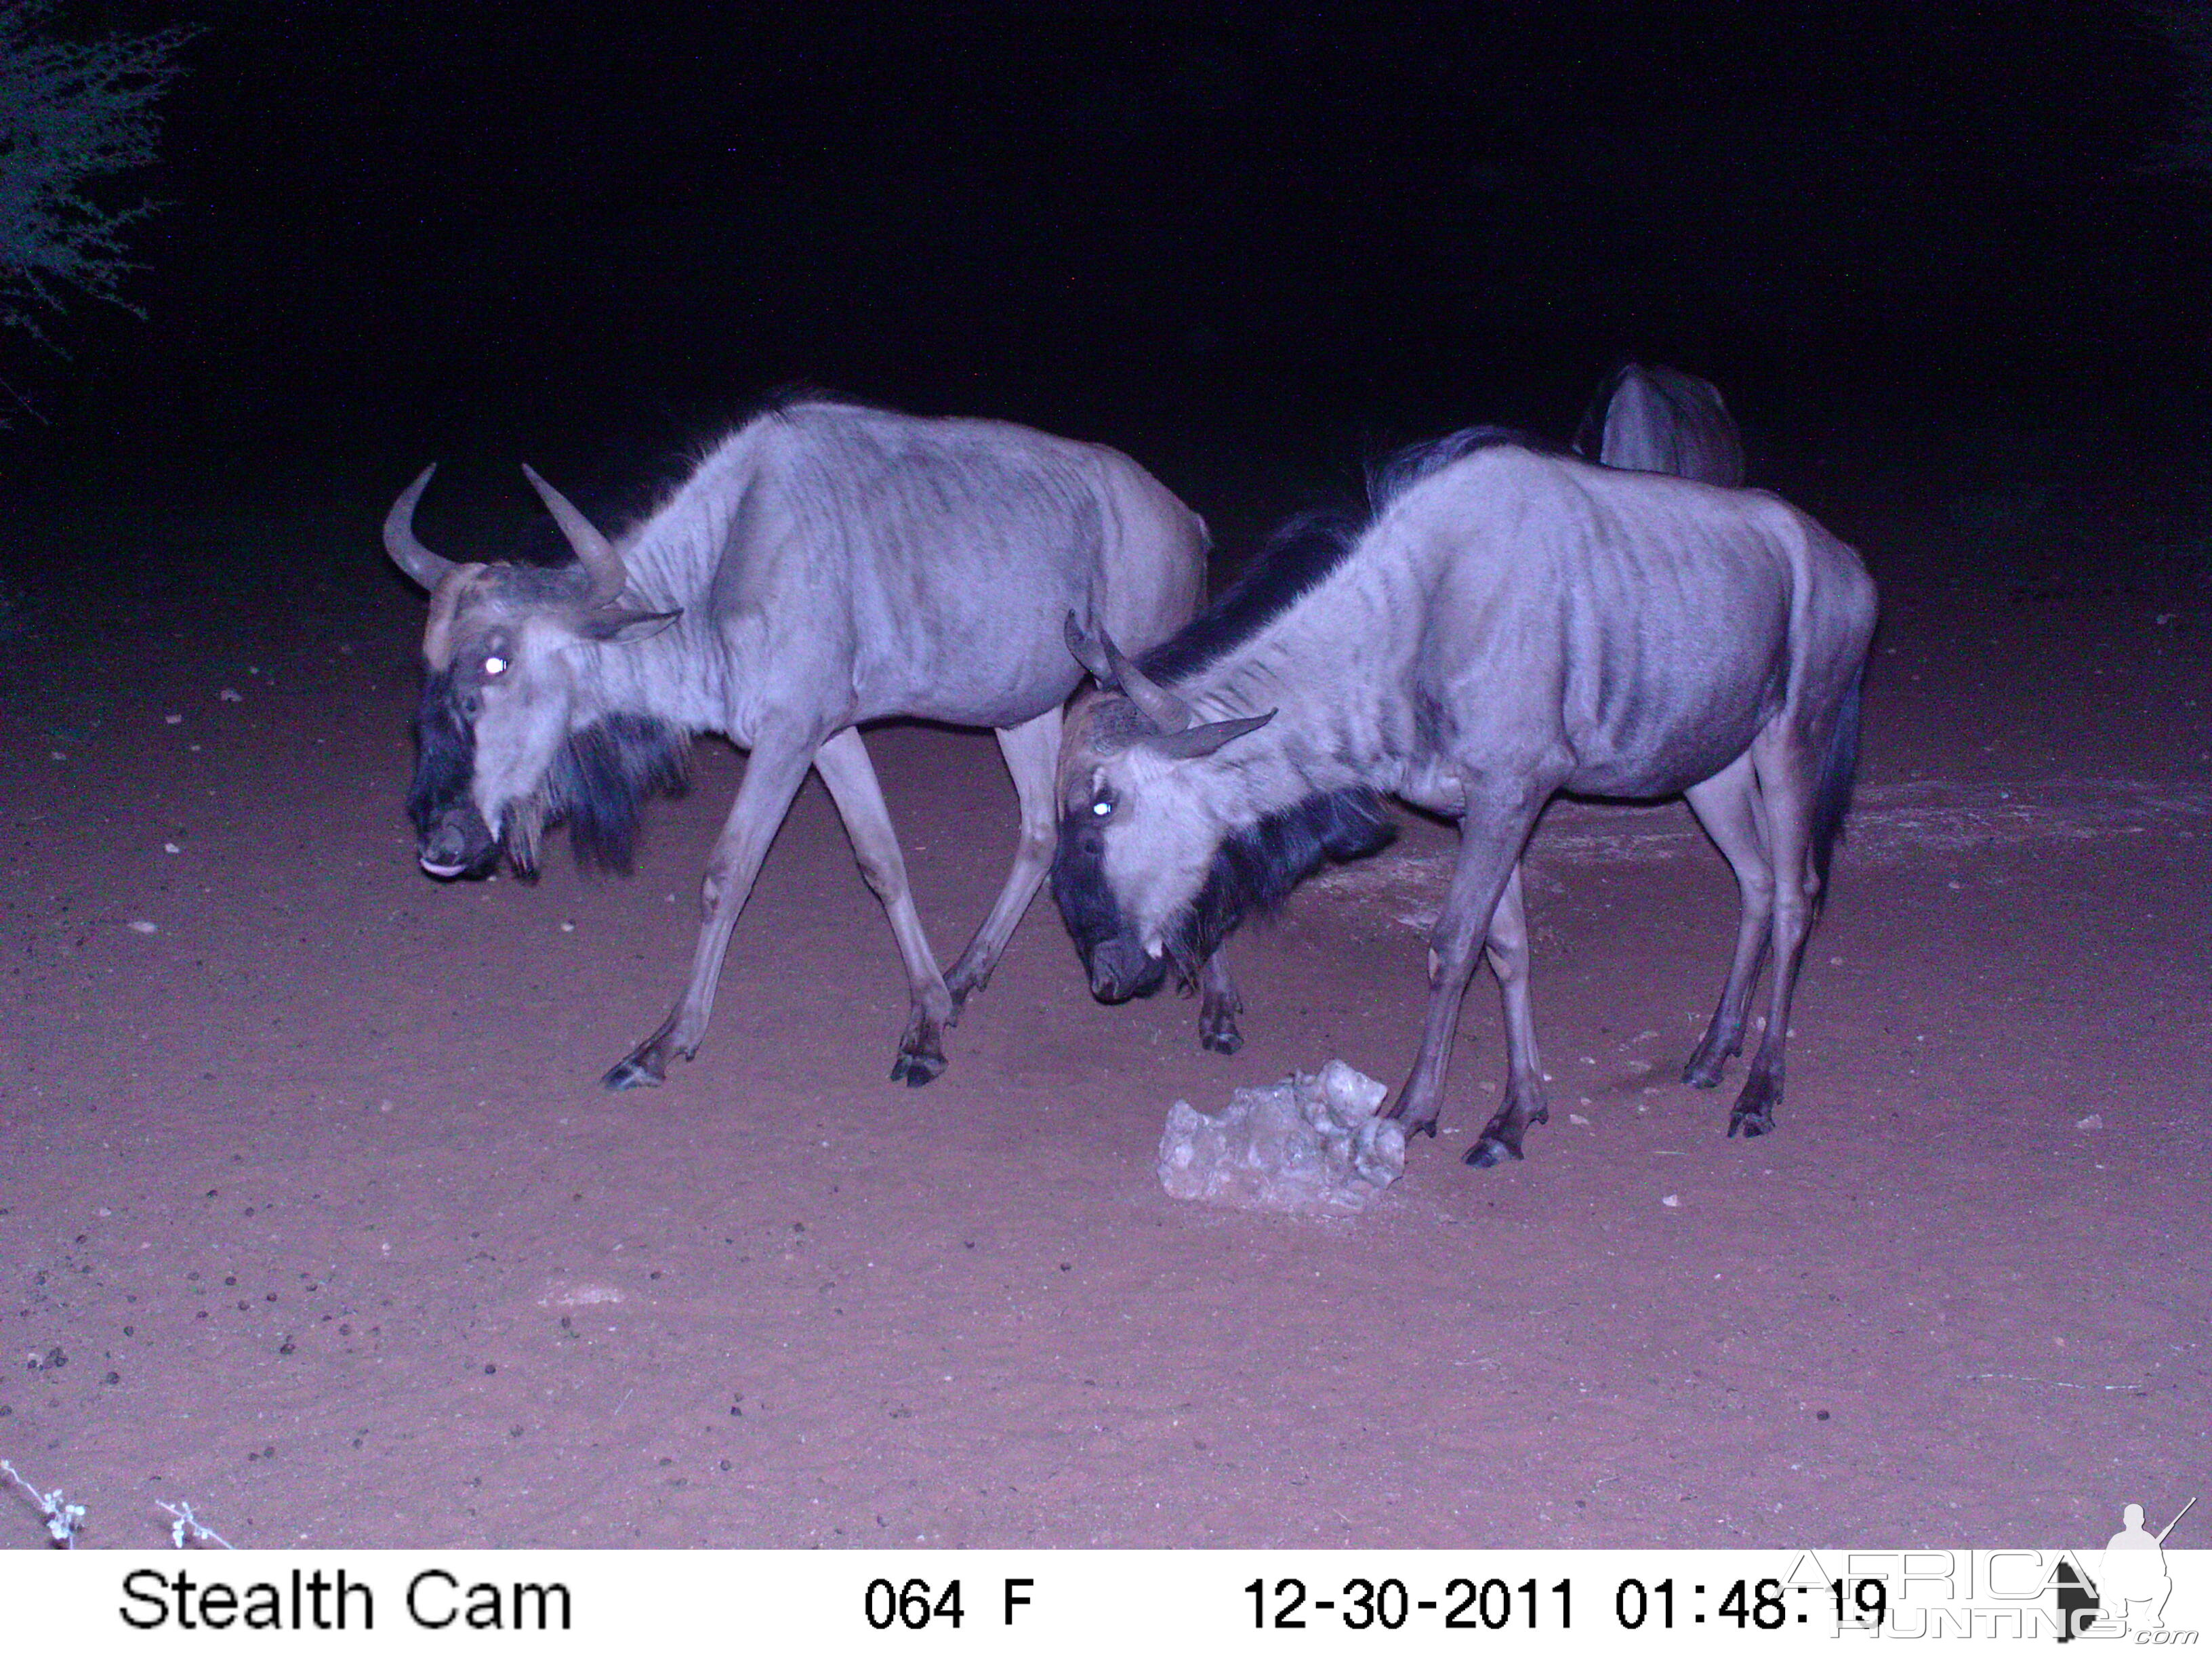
2057,1496 -> 2197,1641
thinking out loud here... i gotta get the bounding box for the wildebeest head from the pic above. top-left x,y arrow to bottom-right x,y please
385,466 -> 687,880
1049,615 -> 1391,1003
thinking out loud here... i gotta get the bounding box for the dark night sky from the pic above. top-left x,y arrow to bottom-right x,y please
16,1 -> 2211,503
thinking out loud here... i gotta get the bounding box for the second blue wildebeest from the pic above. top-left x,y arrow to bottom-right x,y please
1575,362 -> 1746,486
385,397 -> 1233,1089
1052,429 -> 1877,1167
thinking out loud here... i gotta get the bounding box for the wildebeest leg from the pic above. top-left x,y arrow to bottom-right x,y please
1727,729 -> 1819,1138
1681,754 -> 1774,1088
1384,805 -> 1535,1150
1467,863 -> 1549,1168
1195,948 -> 1243,1054
943,708 -> 1061,1019
809,726 -> 957,1088
602,734 -> 819,1090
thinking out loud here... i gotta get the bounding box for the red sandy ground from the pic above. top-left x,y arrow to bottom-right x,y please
1,465 -> 2205,1549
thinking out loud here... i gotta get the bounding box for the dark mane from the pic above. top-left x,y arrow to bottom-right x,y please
745,382 -> 897,425
1137,506 -> 1364,684
1160,785 -> 1395,981
1140,426 -> 1554,687
1365,424 -> 1557,509
590,386 -> 896,552
545,714 -> 690,873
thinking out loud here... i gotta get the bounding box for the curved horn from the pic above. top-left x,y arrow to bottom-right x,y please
1065,611 -> 1192,730
1140,709 -> 1275,760
383,464 -> 455,591
521,464 -> 628,607
1065,610 -> 1193,733
1105,637 -> 1191,734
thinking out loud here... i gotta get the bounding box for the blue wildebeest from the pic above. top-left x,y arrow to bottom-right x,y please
1052,430 -> 1877,1166
384,398 -> 1237,1088
1574,362 -> 1745,486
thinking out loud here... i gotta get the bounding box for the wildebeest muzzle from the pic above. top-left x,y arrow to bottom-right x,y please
408,670 -> 500,878
1085,936 -> 1168,1003
415,802 -> 498,880
1050,813 -> 1170,1003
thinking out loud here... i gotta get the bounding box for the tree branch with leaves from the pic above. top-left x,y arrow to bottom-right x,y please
0,0 -> 191,344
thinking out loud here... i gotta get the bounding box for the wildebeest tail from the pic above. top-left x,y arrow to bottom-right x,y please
1809,665 -> 1864,916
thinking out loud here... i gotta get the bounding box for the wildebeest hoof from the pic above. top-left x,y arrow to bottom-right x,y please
1382,1106 -> 1439,1141
1198,980 -> 1243,1053
890,1048 -> 946,1088
602,1052 -> 666,1090
1683,1031 -> 1742,1089
1464,1133 -> 1523,1168
1727,1076 -> 1779,1137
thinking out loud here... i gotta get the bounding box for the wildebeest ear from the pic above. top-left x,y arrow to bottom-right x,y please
1063,612 -> 1118,686
1140,710 -> 1275,760
577,607 -> 682,645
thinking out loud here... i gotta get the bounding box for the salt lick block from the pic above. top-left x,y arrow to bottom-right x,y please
1158,1059 -> 1406,1216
